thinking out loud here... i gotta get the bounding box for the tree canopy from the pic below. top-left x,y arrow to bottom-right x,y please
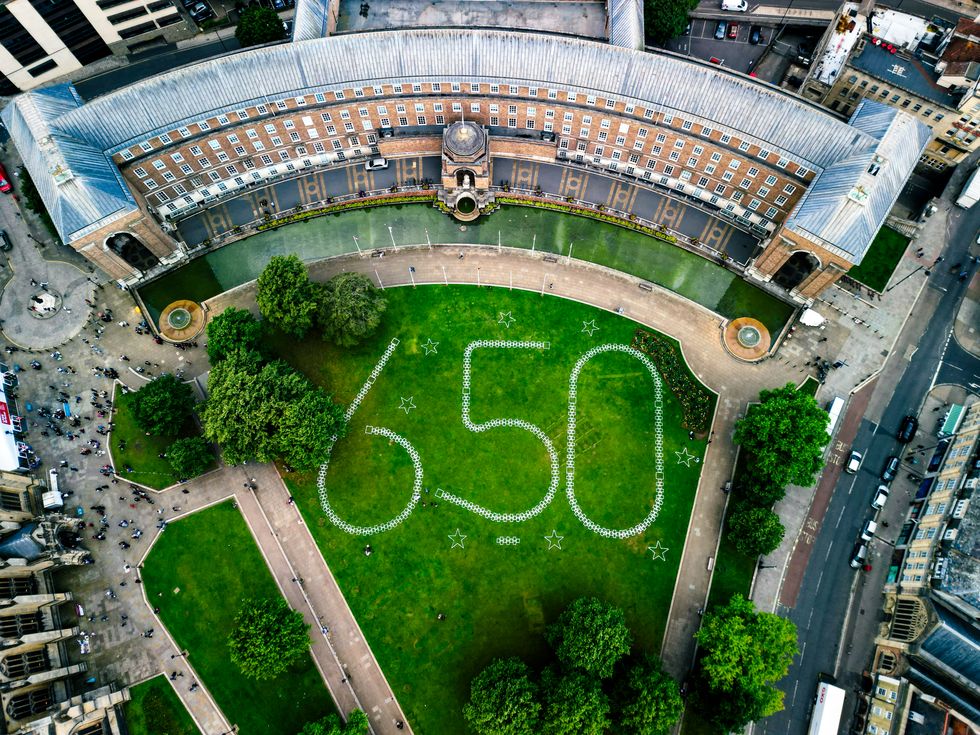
694,594 -> 798,732
734,383 -> 830,490
206,306 -> 265,363
540,668 -> 610,735
130,374 -> 195,436
235,5 -> 286,47
463,657 -> 541,735
298,710 -> 368,735
611,656 -> 684,735
727,503 -> 785,557
546,597 -> 633,679
228,598 -> 310,680
166,436 -> 213,479
201,351 -> 345,468
318,272 -> 387,347
256,255 -> 320,338
644,0 -> 698,45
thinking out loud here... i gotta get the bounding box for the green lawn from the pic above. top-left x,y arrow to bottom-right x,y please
142,204 -> 794,335
797,376 -> 820,397
141,501 -> 335,734
125,675 -> 201,735
109,389 -> 214,490
273,285 -> 710,733
846,226 -> 909,292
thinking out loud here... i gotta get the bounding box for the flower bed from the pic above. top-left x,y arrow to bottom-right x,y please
631,329 -> 713,434
256,193 -> 437,231
494,196 -> 678,244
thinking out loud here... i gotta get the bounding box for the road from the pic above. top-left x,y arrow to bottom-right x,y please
759,199 -> 979,735
693,0 -> 972,25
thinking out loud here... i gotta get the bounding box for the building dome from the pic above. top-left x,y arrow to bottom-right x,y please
444,121 -> 486,158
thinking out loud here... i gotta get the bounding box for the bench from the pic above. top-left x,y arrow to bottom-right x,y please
543,255 -> 559,263
638,282 -> 654,292
707,556 -> 715,572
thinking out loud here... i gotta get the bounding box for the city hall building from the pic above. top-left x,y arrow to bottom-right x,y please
3,28 -> 930,302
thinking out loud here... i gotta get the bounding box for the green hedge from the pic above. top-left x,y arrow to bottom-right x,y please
632,329 -> 714,433
257,193 -> 437,231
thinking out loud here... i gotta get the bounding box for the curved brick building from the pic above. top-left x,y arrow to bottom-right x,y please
3,29 -> 931,301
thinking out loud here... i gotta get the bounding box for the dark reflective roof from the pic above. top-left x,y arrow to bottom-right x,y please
0,524 -> 43,561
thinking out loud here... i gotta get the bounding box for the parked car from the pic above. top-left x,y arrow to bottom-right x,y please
749,25 -> 763,44
188,2 -> 214,21
714,21 -> 727,39
727,22 -> 739,39
364,157 -> 388,171
271,0 -> 286,11
845,450 -> 862,474
881,455 -> 900,482
849,542 -> 868,568
871,485 -> 890,510
0,163 -> 11,193
860,519 -> 878,542
0,230 -> 11,252
897,415 -> 918,443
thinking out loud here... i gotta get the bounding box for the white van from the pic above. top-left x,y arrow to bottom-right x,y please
721,0 -> 748,11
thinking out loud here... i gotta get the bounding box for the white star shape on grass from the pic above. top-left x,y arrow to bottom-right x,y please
544,530 -> 564,550
421,338 -> 439,355
449,529 -> 467,549
648,541 -> 669,561
399,396 -> 417,414
675,447 -> 696,467
497,311 -> 516,328
581,319 -> 600,336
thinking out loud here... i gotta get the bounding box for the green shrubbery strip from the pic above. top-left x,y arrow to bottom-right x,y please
631,329 -> 714,434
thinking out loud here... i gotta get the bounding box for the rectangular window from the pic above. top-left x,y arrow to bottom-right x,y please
208,140 -> 221,150
765,174 -> 777,185
728,160 -> 740,170
759,148 -> 770,159
704,164 -> 715,175
710,152 -> 722,162
663,165 -> 674,176
198,120 -> 210,131
656,133 -> 666,143
278,150 -> 290,161
417,116 -> 426,125
797,166 -> 809,177
739,178 -> 751,189
757,187 -> 770,197
198,158 -> 211,168
688,157 -> 698,166
651,145 -> 662,155
783,183 -> 796,194
189,145 -> 202,155
692,145 -> 704,155
682,120 -> 693,130
133,166 -> 148,178
170,152 -> 184,163
152,160 -> 166,170
747,167 -> 758,177
271,137 -> 282,147
720,134 -> 731,144
739,141 -> 750,151
722,171 -> 734,182
179,164 -> 192,175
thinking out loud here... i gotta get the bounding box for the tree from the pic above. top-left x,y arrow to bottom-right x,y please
130,374 -> 195,436
256,255 -> 320,338
733,383 -> 830,490
738,473 -> 787,508
229,598 -> 310,679
644,0 -> 699,45
235,5 -> 286,47
206,307 -> 265,364
463,657 -> 540,735
546,597 -> 632,679
539,668 -> 610,735
727,504 -> 785,557
611,656 -> 684,735
318,273 -> 387,347
694,594 -> 798,732
201,352 -> 345,468
166,436 -> 213,479
298,710 -> 369,735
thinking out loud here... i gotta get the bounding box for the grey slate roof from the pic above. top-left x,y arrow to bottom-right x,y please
5,30 -> 929,262
291,0 -> 331,42
782,99 -> 930,263
917,601 -> 980,697
1,85 -> 137,244
607,0 -> 644,50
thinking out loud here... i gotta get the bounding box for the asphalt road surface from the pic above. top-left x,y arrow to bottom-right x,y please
694,0 -> 971,25
759,198 -> 979,735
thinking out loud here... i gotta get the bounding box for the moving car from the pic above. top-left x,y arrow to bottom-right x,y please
749,25 -> 763,44
0,163 -> 11,193
897,415 -> 918,443
364,157 -> 388,171
859,519 -> 877,542
0,230 -> 11,252
849,542 -> 868,568
727,22 -> 739,39
714,21 -> 727,39
845,450 -> 862,474
871,485 -> 890,510
881,455 -> 900,482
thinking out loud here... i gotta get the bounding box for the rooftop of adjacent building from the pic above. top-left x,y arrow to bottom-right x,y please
850,40 -> 963,107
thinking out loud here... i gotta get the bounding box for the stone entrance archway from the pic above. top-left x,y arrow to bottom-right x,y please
772,251 -> 819,291
106,232 -> 159,272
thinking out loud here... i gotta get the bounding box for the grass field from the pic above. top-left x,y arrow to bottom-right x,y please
141,501 -> 335,734
846,226 -> 909,292
109,389 -> 214,490
273,285 -> 710,733
125,675 -> 201,735
141,205 -> 794,335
